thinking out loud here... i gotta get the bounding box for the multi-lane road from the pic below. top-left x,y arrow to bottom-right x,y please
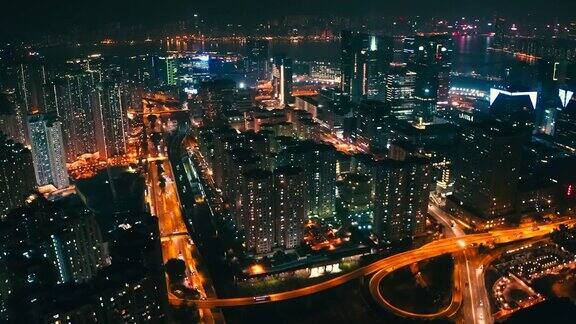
172,219 -> 574,309
142,102 -> 217,323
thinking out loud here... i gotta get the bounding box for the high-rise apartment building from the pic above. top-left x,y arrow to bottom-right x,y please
0,133 -> 36,217
372,157 -> 431,243
274,166 -> 306,249
27,113 -> 69,189
278,141 -> 336,219
43,73 -> 96,162
0,89 -> 28,145
452,122 -> 524,219
240,169 -> 275,255
92,82 -> 127,160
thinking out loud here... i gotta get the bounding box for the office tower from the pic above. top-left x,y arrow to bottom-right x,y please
373,157 -> 431,243
410,34 -> 452,121
246,39 -> 270,82
92,81 -> 127,160
386,62 -> 417,119
278,141 -> 336,219
452,122 -> 523,220
240,169 -> 275,255
43,73 -> 97,162
489,86 -> 537,130
341,31 -> 393,103
355,100 -> 395,150
339,173 -> 373,230
535,59 -> 564,135
274,166 -> 306,250
272,55 -> 293,107
0,89 -> 27,145
0,133 -> 36,217
555,87 -> 576,150
28,113 -> 69,189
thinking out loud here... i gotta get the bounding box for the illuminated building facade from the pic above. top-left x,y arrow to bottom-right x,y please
92,82 -> 127,160
28,113 -> 69,189
555,87 -> 576,150
408,34 -> 452,121
245,39 -> 270,83
165,57 -> 178,86
274,166 -> 306,249
272,55 -> 293,107
452,122 -> 523,219
341,31 -> 393,103
386,62 -> 417,119
373,157 -> 431,243
0,89 -> 27,146
43,73 -> 96,162
355,100 -> 395,150
43,209 -> 106,284
489,87 -> 537,130
240,169 -> 275,255
278,141 -> 336,219
199,79 -> 236,126
339,173 -> 373,230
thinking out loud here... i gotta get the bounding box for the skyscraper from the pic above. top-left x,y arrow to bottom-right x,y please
199,79 -> 236,126
489,86 -> 537,130
452,122 -> 523,221
409,34 -> 452,121
535,58 -> 564,135
27,113 -> 69,189
339,173 -> 373,230
240,169 -> 275,255
278,141 -> 336,219
246,39 -> 270,83
274,166 -> 306,250
0,89 -> 27,145
355,100 -> 395,150
373,158 -> 431,243
385,62 -> 417,119
43,73 -> 97,162
272,55 -> 293,107
42,209 -> 106,284
166,56 -> 178,86
554,87 -> 576,150
16,57 -> 49,115
92,82 -> 127,160
341,31 -> 393,103
0,133 -> 36,217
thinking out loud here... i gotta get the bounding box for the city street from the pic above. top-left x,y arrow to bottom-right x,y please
169,218 -> 575,308
142,101 -> 217,323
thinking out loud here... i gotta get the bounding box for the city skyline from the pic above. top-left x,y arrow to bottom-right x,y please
1,4 -> 576,324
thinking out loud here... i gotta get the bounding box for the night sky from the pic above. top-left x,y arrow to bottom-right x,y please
1,0 -> 575,35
